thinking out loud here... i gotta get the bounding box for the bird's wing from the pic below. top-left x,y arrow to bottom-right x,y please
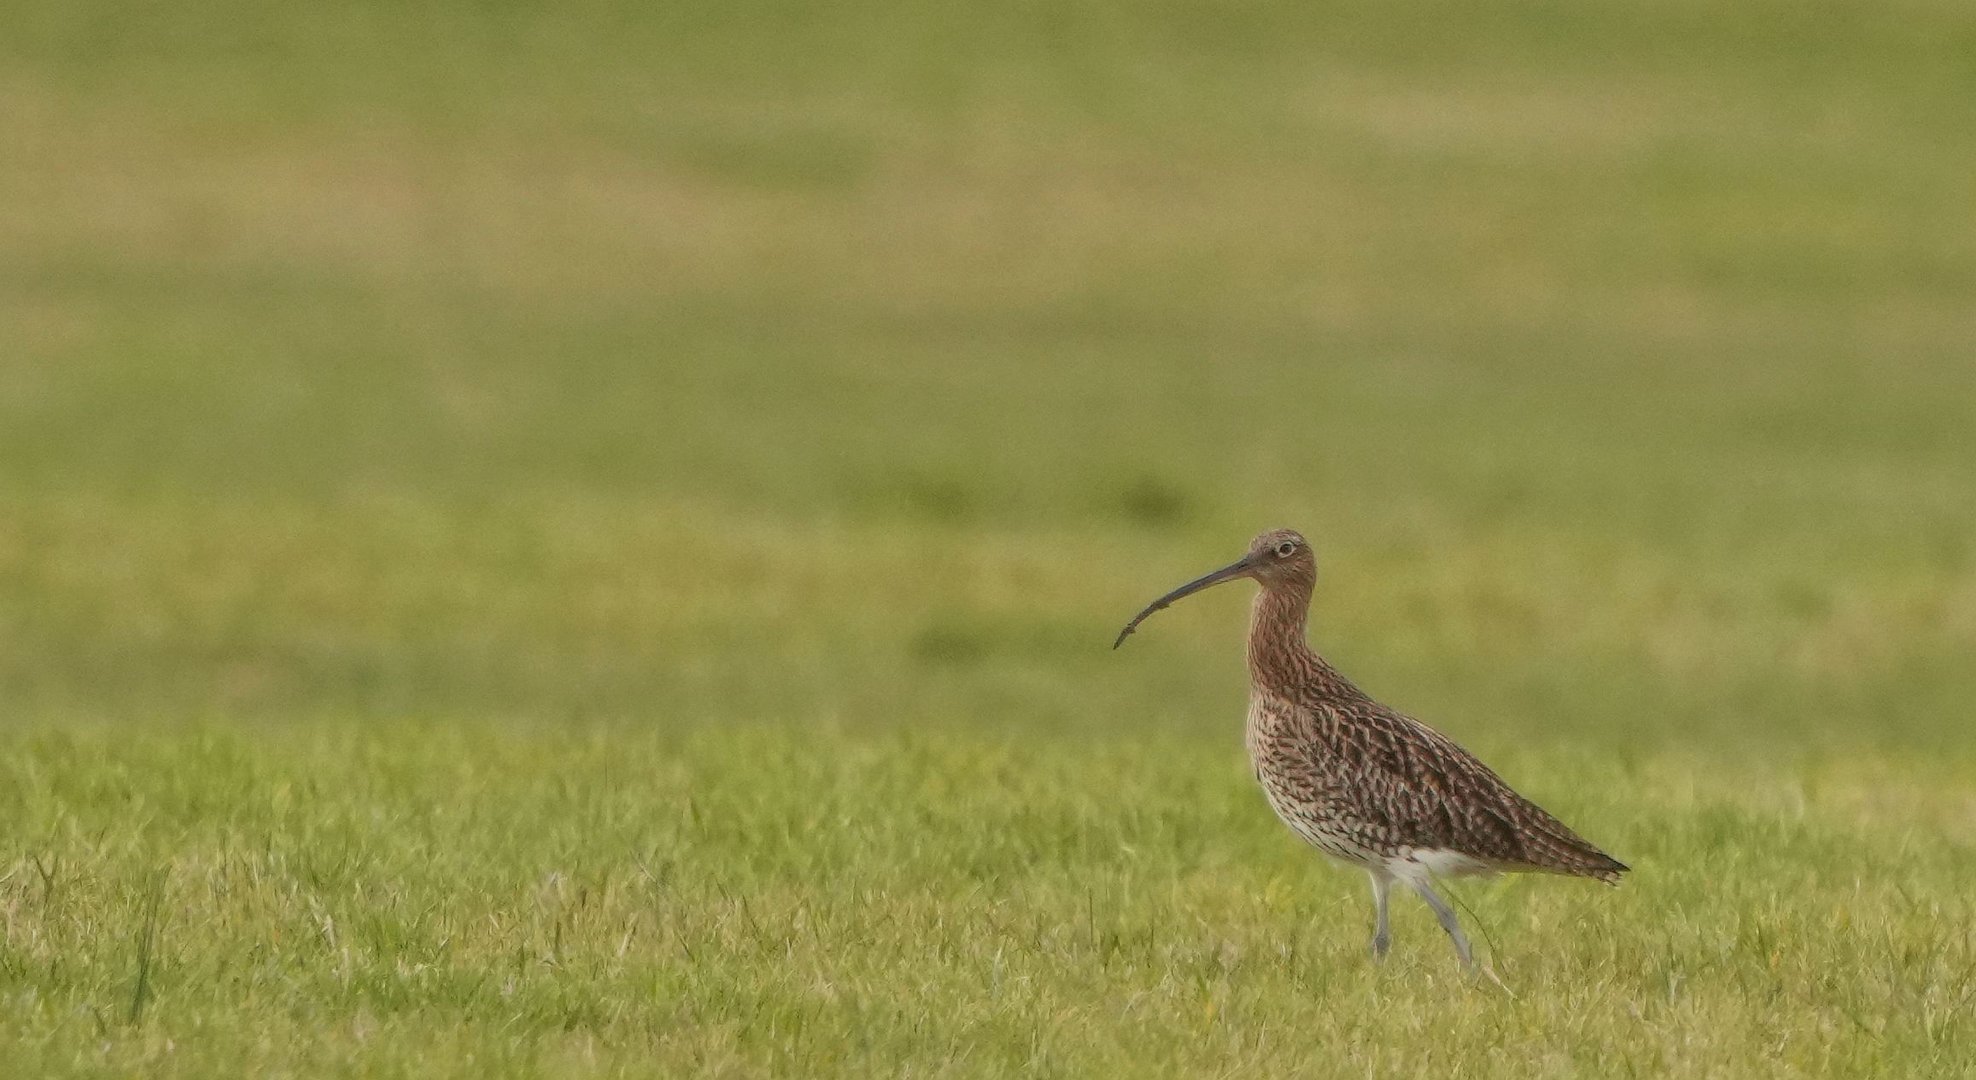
1316,705 -> 1626,881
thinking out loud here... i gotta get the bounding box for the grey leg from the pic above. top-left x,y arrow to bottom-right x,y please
1406,877 -> 1475,972
1368,871 -> 1393,959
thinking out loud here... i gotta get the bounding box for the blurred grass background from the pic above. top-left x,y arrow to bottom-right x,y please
6,2 -> 1976,1074
3,0 -> 1974,744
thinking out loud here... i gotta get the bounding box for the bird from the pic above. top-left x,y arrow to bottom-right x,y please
1113,528 -> 1625,971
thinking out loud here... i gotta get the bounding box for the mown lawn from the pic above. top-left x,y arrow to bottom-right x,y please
3,0 -> 1974,1075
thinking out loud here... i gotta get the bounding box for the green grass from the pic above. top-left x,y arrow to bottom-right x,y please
8,726 -> 1976,1076
4,0 -> 1976,1074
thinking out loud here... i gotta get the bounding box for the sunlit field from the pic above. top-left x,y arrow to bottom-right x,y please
4,0 -> 1975,1075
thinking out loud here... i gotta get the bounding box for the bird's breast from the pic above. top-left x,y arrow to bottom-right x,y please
1243,690 -> 1303,758
1243,692 -> 1382,866
1243,691 -> 1324,794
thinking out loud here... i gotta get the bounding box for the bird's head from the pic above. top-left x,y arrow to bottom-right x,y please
1112,528 -> 1315,648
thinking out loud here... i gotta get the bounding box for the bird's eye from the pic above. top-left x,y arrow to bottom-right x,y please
1275,541 -> 1296,557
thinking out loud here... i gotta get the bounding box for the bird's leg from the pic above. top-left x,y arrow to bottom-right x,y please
1367,871 -> 1393,960
1406,877 -> 1475,972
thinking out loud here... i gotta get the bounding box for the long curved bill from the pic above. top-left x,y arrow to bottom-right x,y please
1112,556 -> 1256,649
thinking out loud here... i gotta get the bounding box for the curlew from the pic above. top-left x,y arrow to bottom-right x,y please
1114,528 -> 1625,971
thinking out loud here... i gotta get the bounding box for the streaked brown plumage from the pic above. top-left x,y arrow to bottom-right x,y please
1115,528 -> 1625,969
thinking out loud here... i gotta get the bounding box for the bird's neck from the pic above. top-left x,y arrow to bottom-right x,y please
1246,583 -> 1353,698
1247,584 -> 1313,683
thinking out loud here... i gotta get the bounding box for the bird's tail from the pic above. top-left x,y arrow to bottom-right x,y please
1521,811 -> 1628,884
